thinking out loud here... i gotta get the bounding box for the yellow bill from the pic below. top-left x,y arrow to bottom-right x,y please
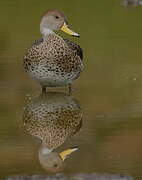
59,147 -> 78,161
61,22 -> 80,37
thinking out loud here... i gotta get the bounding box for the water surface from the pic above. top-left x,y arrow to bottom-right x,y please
0,0 -> 142,179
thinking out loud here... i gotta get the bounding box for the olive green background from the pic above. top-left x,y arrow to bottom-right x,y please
0,0 -> 142,179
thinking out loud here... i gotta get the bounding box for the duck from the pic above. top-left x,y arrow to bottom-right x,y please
23,9 -> 83,93
23,92 -> 83,173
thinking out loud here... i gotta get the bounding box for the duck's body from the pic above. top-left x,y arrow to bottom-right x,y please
23,9 -> 83,91
23,34 -> 83,88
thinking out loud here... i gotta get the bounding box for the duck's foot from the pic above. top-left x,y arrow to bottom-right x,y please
42,86 -> 47,93
68,84 -> 75,95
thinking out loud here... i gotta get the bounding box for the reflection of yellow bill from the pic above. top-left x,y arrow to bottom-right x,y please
61,22 -> 80,37
60,147 -> 78,161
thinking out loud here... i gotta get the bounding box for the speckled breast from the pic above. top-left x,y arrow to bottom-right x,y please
23,92 -> 83,149
23,34 -> 83,87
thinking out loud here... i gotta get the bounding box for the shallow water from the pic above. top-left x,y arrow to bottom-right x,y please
0,0 -> 142,179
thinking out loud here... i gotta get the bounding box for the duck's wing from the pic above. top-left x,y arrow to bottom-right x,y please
64,39 -> 83,60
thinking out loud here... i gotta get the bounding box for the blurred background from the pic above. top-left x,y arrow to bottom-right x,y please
0,0 -> 142,179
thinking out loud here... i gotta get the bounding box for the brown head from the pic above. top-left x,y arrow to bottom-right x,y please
40,9 -> 79,38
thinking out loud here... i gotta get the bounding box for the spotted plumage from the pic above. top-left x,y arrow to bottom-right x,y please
23,34 -> 83,87
23,9 -> 83,91
23,92 -> 83,150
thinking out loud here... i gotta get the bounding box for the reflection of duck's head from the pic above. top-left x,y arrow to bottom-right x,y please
23,92 -> 82,149
39,146 -> 78,173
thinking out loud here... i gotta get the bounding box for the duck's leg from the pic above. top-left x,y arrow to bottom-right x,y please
42,85 -> 47,93
68,83 -> 75,95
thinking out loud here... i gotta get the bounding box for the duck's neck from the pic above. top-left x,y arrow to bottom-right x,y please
39,145 -> 52,155
40,27 -> 55,40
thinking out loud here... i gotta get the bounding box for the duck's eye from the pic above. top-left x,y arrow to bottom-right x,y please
55,16 -> 59,19
54,164 -> 58,167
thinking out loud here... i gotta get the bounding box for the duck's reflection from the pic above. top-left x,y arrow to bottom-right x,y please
23,92 -> 83,173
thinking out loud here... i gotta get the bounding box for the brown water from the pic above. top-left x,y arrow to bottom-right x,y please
0,0 -> 142,179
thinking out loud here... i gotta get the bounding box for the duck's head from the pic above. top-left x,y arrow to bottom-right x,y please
40,9 -> 79,38
39,146 -> 78,173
